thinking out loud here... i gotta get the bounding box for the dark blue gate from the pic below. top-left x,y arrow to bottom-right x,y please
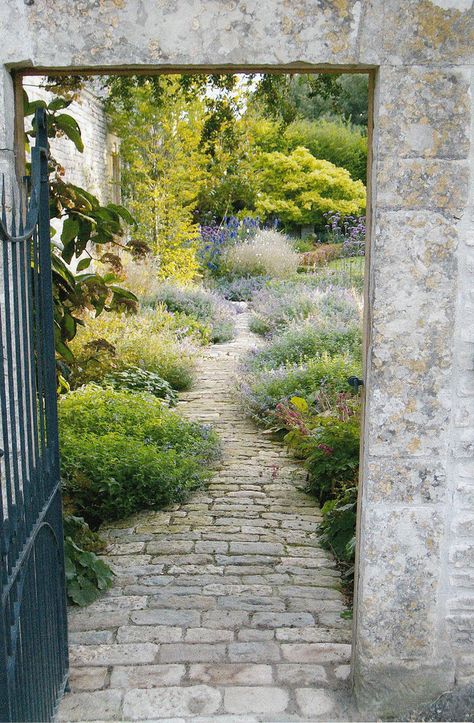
0,109 -> 68,721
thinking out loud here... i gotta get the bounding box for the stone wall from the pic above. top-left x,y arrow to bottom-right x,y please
0,0 -> 472,717
23,78 -> 118,204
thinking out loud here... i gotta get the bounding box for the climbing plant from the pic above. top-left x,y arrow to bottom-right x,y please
24,90 -> 141,361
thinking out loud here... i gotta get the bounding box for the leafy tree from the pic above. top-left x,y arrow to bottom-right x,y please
244,115 -> 367,183
284,119 -> 367,183
249,73 -> 369,127
24,91 -> 140,361
107,79 -> 209,282
104,73 -> 241,155
254,147 -> 366,229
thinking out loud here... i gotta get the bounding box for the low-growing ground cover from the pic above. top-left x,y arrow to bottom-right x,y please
240,353 -> 360,426
62,277 -> 234,604
208,274 -> 269,301
60,385 -> 221,529
243,323 -> 362,373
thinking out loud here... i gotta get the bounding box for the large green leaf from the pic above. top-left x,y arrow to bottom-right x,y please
48,97 -> 72,112
76,257 -> 92,271
61,217 -> 80,245
54,114 -> 84,152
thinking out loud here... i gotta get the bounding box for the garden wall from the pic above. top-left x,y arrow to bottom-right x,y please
0,0 -> 472,716
23,78 -> 120,204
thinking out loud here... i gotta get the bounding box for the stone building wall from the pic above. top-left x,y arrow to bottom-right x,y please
0,0 -> 472,717
23,78 -> 119,204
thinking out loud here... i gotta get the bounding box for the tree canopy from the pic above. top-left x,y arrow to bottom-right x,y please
254,147 -> 366,227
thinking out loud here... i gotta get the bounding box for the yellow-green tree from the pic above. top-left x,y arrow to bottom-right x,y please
254,146 -> 366,228
109,79 -> 208,282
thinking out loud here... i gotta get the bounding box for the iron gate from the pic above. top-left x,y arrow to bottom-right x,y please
0,109 -> 68,721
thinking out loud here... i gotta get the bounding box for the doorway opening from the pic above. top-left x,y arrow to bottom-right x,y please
15,66 -> 373,719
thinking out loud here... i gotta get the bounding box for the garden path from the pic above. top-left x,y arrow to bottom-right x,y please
59,310 -> 353,722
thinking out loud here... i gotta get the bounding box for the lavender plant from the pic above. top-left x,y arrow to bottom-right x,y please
198,216 -> 280,277
249,282 -> 362,337
324,212 -> 366,257
209,275 -> 269,301
198,216 -> 261,275
145,282 -> 237,343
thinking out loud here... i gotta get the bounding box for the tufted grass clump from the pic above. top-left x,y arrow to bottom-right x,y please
225,229 -> 299,279
244,322 -> 362,373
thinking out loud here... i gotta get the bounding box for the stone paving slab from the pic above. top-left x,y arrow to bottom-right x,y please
58,310 -> 355,721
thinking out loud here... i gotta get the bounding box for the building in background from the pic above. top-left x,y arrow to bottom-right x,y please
24,77 -> 121,205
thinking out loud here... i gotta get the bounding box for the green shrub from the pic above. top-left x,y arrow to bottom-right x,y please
103,367 -> 177,404
254,147 -> 366,228
59,386 -> 221,528
240,354 -> 361,426
69,309 -> 198,391
284,119 -> 368,183
244,324 -> 362,372
286,414 -> 360,503
319,485 -> 358,565
63,515 -> 114,606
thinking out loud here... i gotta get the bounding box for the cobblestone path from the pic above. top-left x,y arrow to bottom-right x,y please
59,311 -> 353,722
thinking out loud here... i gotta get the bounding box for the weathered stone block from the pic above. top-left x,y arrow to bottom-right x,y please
381,0 -> 474,64
229,541 -> 284,555
69,643 -> 158,667
378,67 -> 470,159
116,625 -> 182,644
295,688 -> 336,718
57,690 -> 123,721
251,612 -> 315,628
223,686 -> 289,714
130,609 -> 201,627
159,643 -> 227,663
68,667 -> 108,692
185,627 -> 234,643
366,459 -> 447,505
355,507 -> 444,661
377,158 -> 469,209
68,610 -> 130,633
188,663 -> 273,685
110,664 -> 185,688
281,643 -> 351,664
122,685 -> 221,719
202,610 -> 250,629
275,664 -> 328,686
